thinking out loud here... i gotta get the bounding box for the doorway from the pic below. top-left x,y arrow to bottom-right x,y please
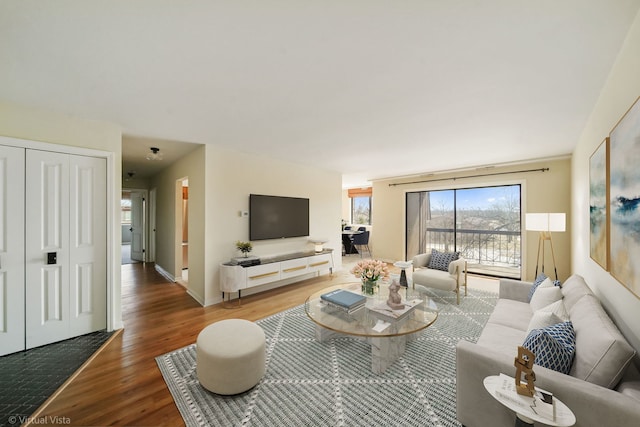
177,178 -> 189,284
121,189 -> 146,264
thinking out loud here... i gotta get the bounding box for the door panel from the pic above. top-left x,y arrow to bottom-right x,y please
68,155 -> 106,336
0,146 -> 25,356
26,150 -> 70,349
130,191 -> 144,261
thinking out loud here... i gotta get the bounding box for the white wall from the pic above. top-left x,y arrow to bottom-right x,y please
151,145 -> 206,302
573,10 -> 640,352
204,146 -> 342,305
152,144 -> 342,306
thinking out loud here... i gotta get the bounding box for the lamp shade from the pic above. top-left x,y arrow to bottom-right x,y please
525,213 -> 566,232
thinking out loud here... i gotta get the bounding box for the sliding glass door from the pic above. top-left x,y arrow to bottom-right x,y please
406,185 -> 521,279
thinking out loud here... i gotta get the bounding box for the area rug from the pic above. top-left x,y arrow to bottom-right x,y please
156,288 -> 497,427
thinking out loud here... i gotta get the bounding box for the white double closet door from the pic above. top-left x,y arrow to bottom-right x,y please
0,146 -> 106,355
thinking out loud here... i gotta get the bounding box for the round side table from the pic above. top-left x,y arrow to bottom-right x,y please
483,375 -> 576,427
393,261 -> 413,287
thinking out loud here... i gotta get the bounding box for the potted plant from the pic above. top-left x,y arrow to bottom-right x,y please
235,241 -> 253,257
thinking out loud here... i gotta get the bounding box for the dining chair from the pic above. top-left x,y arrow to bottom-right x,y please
351,230 -> 371,258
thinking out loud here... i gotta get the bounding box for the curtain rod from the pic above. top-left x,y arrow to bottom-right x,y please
388,167 -> 550,187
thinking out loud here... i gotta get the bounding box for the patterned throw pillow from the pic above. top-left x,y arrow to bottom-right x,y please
528,273 -> 548,302
523,321 -> 576,374
427,249 -> 460,271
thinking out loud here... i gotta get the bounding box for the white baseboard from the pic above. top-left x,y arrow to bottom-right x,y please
188,289 -> 206,306
154,264 -> 176,282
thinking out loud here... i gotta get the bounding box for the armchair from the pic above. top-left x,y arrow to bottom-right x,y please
412,250 -> 467,304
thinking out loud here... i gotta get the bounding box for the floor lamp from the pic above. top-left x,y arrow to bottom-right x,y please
525,213 -> 565,281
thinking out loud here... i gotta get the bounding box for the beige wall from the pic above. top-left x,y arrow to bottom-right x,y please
204,146 -> 342,304
151,144 -> 342,306
369,158 -> 572,282
341,190 -> 351,224
151,145 -> 206,302
573,9 -> 640,352
0,100 -> 123,329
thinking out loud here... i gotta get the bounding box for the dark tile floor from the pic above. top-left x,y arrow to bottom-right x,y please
0,330 -> 113,427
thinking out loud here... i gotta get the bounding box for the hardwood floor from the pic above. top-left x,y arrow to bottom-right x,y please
33,262 -> 351,426
33,260 -> 497,426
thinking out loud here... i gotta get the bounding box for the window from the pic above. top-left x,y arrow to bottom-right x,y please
351,196 -> 371,225
121,196 -> 132,224
348,187 -> 373,225
406,184 -> 521,279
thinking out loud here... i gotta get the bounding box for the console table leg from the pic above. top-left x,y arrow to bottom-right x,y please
222,290 -> 242,309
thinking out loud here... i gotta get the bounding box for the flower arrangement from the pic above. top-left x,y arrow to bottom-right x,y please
350,259 -> 389,283
235,241 -> 253,257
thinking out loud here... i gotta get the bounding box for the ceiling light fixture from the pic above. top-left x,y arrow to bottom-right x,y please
146,147 -> 163,161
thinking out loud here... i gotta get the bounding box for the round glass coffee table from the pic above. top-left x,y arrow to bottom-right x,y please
304,281 -> 438,373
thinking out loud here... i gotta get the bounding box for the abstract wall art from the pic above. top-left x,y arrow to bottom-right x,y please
589,138 -> 608,270
609,96 -> 640,299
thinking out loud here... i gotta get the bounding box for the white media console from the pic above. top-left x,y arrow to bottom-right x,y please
219,249 -> 334,301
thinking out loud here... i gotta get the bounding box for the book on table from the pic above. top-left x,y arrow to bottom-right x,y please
369,298 -> 422,321
320,289 -> 366,312
495,373 -> 555,421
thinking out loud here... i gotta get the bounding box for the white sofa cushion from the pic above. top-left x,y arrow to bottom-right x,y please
528,273 -> 550,301
526,310 -> 563,335
487,299 -> 532,332
530,285 -> 563,311
412,268 -> 456,291
561,274 -> 594,313
569,295 -> 636,388
476,322 -> 527,355
537,299 -> 570,322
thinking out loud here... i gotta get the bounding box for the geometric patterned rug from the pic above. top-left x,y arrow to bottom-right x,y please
155,288 -> 497,427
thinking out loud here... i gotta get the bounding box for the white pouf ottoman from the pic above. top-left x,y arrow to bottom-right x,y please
196,319 -> 266,395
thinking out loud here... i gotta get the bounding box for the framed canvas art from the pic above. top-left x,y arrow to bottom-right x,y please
589,138 -> 608,270
609,96 -> 640,299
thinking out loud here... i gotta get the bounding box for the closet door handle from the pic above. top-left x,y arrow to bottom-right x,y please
47,252 -> 57,265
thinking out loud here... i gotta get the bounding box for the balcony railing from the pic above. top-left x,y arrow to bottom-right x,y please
424,227 -> 521,279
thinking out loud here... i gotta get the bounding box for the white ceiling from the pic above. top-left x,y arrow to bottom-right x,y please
2,1 -> 639,187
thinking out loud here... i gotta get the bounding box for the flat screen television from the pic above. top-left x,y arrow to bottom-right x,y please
249,194 -> 310,241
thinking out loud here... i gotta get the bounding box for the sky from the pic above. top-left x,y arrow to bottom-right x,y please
428,185 -> 520,211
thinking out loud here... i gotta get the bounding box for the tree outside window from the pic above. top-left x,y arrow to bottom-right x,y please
352,196 -> 371,225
